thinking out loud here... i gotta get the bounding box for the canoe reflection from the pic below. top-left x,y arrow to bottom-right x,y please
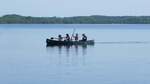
46,45 -> 92,66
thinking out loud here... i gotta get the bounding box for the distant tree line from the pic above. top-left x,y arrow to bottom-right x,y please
0,14 -> 150,24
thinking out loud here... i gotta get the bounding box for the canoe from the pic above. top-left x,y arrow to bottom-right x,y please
46,39 -> 94,46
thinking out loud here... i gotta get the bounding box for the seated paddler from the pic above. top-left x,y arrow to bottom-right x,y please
65,34 -> 70,41
81,34 -> 87,41
58,34 -> 63,41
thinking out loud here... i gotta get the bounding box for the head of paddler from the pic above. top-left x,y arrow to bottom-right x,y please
58,34 -> 62,37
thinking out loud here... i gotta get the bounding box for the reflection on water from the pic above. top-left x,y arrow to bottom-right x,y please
46,45 -> 92,66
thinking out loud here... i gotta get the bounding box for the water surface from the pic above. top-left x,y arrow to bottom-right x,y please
0,24 -> 150,84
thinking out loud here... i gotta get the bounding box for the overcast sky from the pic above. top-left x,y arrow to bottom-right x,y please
0,0 -> 150,17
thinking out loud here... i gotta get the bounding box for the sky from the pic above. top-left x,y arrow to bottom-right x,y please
0,0 -> 150,17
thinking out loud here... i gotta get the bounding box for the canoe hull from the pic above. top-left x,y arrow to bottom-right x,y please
46,39 -> 94,46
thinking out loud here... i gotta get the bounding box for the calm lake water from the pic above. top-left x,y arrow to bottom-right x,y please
0,24 -> 150,84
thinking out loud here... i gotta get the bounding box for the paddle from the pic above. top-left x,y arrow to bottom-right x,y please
71,28 -> 76,41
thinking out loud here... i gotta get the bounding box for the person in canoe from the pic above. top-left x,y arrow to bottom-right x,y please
81,33 -> 87,41
65,34 -> 70,41
74,33 -> 79,41
58,34 -> 63,41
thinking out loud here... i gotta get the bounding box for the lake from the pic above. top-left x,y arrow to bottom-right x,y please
0,24 -> 150,84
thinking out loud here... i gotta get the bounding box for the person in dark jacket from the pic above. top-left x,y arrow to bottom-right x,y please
81,34 -> 87,41
65,34 -> 70,41
74,33 -> 79,41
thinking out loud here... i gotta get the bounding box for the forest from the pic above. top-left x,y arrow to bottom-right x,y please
0,14 -> 150,24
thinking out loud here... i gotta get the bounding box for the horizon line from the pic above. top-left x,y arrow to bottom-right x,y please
1,14 -> 150,17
